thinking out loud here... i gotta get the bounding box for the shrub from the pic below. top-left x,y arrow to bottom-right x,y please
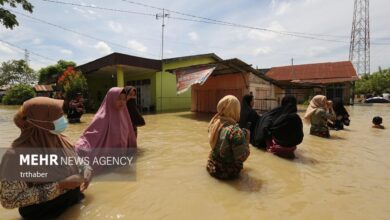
57,67 -> 88,100
2,84 -> 36,105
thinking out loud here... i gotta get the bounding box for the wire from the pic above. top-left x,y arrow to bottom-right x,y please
10,10 -> 160,57
0,39 -> 57,62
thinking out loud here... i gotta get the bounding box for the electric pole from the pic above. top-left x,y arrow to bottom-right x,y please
156,9 -> 169,112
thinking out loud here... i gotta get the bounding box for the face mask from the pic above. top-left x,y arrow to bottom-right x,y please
27,116 -> 68,135
50,116 -> 68,134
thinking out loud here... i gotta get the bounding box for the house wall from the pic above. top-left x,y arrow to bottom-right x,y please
156,56 -> 218,112
191,73 -> 248,113
248,73 -> 279,112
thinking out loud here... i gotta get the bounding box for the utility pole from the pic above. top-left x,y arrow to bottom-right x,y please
349,0 -> 370,76
24,49 -> 30,66
156,9 -> 169,112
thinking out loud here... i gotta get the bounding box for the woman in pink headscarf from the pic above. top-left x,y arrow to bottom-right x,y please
75,87 -> 137,171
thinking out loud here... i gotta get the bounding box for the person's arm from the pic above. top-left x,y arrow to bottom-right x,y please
0,181 -> 62,209
229,126 -> 250,163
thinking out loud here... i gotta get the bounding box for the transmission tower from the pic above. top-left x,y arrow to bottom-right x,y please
349,0 -> 370,75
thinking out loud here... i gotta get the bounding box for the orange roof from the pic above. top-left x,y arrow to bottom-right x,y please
34,85 -> 53,92
266,61 -> 358,84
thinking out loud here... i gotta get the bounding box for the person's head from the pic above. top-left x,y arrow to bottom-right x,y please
242,94 -> 254,108
14,97 -> 68,135
372,116 -> 383,125
124,86 -> 137,101
281,95 -> 297,107
281,95 -> 298,113
327,100 -> 333,110
217,95 -> 240,122
311,95 -> 328,108
116,89 -> 127,109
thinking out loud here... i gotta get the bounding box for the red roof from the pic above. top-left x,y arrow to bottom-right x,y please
34,85 -> 53,92
266,61 -> 358,84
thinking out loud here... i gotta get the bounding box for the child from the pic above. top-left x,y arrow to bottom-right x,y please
372,116 -> 385,129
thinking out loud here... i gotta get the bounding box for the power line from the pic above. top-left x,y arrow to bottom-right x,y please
10,10 -> 160,57
41,0 -> 156,17
38,0 -> 390,45
0,39 -> 57,62
120,0 -> 350,40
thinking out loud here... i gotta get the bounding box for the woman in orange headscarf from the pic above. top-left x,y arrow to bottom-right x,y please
304,95 -> 336,138
206,95 -> 250,180
0,97 -> 92,219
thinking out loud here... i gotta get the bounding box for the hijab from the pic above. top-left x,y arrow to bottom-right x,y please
332,97 -> 349,117
208,95 -> 240,149
303,95 -> 328,123
252,95 -> 303,148
123,86 -> 145,127
1,97 -> 79,182
75,87 -> 137,160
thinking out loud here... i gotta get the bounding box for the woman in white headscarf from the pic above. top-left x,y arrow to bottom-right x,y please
304,95 -> 336,138
206,95 -> 250,180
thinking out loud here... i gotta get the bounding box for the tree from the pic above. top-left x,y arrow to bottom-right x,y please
0,0 -> 33,29
57,66 -> 88,100
2,83 -> 35,105
38,60 -> 76,84
355,68 -> 390,95
0,59 -> 37,87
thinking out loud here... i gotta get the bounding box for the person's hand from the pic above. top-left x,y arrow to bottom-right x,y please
245,129 -> 250,143
80,167 -> 93,192
58,174 -> 83,190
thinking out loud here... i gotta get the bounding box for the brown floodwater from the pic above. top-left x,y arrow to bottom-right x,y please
1,104 -> 390,220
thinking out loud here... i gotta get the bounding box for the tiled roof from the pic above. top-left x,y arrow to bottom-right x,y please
34,85 -> 53,92
266,61 -> 358,84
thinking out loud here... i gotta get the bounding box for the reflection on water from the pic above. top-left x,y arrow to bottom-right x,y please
1,104 -> 390,220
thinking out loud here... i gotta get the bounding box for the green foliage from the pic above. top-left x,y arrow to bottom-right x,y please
2,83 -> 35,105
57,67 -> 88,100
0,59 -> 37,87
38,60 -> 76,84
355,68 -> 390,95
0,0 -> 33,29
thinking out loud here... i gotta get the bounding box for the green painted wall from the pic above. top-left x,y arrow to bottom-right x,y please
84,55 -> 218,113
156,56 -> 217,112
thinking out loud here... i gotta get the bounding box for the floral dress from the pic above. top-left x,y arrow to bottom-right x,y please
207,123 -> 250,179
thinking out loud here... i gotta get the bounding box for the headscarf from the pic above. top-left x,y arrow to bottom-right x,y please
75,88 -> 137,162
123,86 -> 145,127
332,97 -> 349,117
239,94 -> 259,142
252,95 -> 303,148
208,95 -> 240,149
303,95 -> 328,123
1,97 -> 79,182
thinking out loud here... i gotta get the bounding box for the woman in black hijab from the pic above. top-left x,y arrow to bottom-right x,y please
238,94 -> 260,143
252,95 -> 303,158
124,86 -> 145,137
328,97 -> 350,130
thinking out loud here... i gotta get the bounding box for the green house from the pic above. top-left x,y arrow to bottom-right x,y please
77,52 -> 221,112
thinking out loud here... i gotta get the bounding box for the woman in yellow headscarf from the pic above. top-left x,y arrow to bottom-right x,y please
206,95 -> 250,180
304,95 -> 336,138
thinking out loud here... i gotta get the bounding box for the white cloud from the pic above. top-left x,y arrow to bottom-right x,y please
253,47 -> 272,56
94,41 -> 112,55
188,32 -> 199,41
108,21 -> 123,33
276,2 -> 291,15
305,46 -> 330,57
247,21 -> 286,41
60,49 -> 73,55
0,42 -> 15,54
32,38 -> 42,45
127,40 -> 147,52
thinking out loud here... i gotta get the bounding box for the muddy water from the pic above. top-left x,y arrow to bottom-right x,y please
1,104 -> 390,220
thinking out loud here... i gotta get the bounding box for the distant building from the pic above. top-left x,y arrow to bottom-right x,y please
266,61 -> 359,104
77,52 -> 221,112
33,85 -> 53,97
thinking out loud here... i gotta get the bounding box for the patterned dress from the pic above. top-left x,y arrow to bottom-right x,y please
207,123 -> 250,179
310,108 -> 335,138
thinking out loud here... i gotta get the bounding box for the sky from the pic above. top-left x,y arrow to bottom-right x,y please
0,0 -> 389,72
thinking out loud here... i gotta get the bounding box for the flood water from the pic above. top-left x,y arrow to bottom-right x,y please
1,104 -> 390,220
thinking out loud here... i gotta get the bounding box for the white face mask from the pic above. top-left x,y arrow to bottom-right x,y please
27,116 -> 68,134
